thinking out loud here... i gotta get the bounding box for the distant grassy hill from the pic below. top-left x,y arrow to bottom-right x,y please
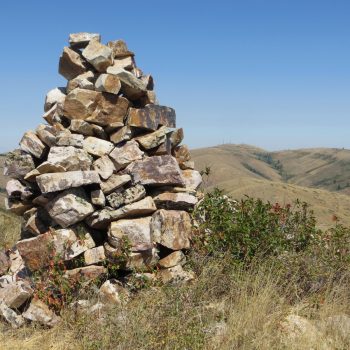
192,144 -> 350,229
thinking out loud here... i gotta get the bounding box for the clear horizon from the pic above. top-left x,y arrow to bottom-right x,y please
1,0 -> 349,153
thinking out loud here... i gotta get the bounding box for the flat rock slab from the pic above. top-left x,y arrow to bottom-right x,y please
16,228 -> 95,271
153,192 -> 198,210
36,170 -> 100,193
108,217 -> 152,252
127,105 -> 176,131
127,155 -> 185,187
46,188 -> 94,228
151,209 -> 192,250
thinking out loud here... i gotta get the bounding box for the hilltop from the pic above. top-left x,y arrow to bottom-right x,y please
192,144 -> 350,229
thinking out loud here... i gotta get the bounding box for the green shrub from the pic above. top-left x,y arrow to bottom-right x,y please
193,188 -> 321,261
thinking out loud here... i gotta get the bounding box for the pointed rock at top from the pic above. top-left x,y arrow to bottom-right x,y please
82,40 -> 113,72
69,32 -> 101,49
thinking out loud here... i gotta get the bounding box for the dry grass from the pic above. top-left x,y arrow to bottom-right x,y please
0,208 -> 21,249
1,256 -> 349,350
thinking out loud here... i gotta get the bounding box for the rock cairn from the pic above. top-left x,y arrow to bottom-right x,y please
0,33 -> 202,328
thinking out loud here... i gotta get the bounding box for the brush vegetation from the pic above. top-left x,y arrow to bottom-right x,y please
1,189 -> 350,349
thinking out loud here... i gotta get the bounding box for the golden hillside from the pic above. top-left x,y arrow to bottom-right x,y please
192,144 -> 350,229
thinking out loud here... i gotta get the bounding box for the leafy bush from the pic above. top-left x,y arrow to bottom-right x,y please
193,188 -> 320,261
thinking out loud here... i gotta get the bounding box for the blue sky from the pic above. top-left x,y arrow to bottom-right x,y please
0,0 -> 349,152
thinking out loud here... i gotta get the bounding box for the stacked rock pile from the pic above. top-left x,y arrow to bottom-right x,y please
0,33 -> 202,328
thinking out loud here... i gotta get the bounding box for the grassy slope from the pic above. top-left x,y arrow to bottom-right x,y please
192,144 -> 350,229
